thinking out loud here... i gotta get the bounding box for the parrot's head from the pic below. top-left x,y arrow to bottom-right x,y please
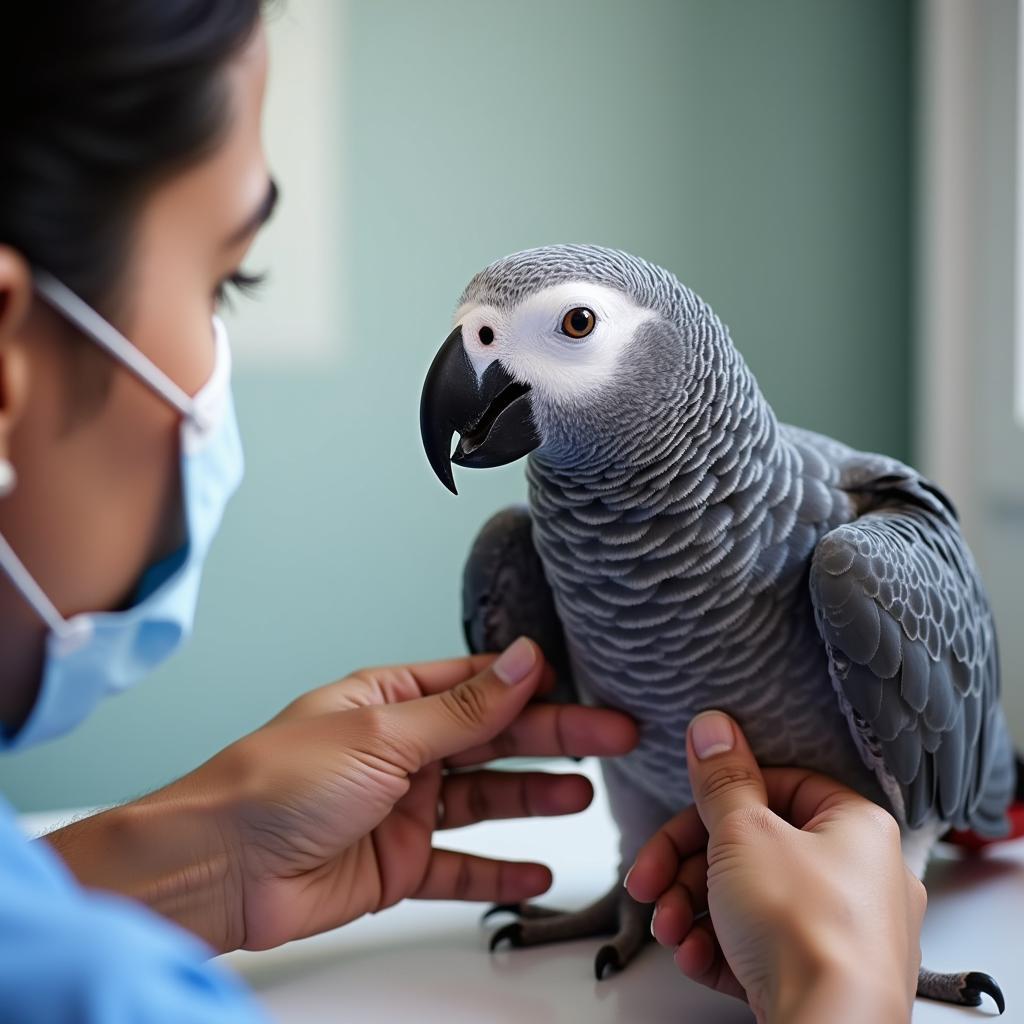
420,244 -> 726,494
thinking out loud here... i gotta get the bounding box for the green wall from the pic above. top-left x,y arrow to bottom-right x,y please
3,0 -> 912,811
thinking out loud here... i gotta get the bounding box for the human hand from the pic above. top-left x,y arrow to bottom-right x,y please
162,637 -> 636,952
625,711 -> 924,1024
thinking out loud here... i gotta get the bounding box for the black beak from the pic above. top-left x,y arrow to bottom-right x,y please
419,326 -> 540,494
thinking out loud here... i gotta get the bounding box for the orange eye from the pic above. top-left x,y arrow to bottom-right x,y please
561,307 -> 596,339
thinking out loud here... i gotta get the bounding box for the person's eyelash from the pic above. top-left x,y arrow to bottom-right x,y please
215,268 -> 267,307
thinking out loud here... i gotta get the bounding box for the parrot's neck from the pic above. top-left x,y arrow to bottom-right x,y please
526,342 -> 813,647
529,343 -> 792,527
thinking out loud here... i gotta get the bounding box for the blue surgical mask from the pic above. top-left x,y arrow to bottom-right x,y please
0,272 -> 244,751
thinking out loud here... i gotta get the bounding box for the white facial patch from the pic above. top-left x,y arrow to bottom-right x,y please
454,282 -> 657,405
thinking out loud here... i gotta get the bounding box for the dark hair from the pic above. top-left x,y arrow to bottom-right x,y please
0,1 -> 265,317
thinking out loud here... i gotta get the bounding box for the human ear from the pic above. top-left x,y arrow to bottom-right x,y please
0,246 -> 33,488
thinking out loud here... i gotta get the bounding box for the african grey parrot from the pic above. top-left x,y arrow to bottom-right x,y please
419,244 -> 1023,1013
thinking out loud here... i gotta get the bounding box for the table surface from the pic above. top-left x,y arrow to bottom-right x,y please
24,761 -> 1022,1023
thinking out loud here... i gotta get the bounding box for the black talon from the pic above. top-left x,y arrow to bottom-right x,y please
960,972 -> 1005,1015
489,923 -> 523,951
482,903 -> 520,922
594,945 -> 621,980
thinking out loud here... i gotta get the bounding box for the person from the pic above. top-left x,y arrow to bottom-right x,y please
0,3 -> 923,1021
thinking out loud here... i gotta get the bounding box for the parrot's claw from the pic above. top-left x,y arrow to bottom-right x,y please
485,880 -> 653,978
960,972 -> 1005,1014
917,967 -> 1005,1014
489,923 -> 524,951
482,903 -> 517,923
594,944 -> 621,981
482,902 -> 562,923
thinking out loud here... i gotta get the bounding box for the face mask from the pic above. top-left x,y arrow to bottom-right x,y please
0,272 -> 244,751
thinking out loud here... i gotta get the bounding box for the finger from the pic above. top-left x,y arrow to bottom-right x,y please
413,848 -> 552,903
267,661 -> 500,722
674,917 -> 717,978
673,918 -> 747,1003
685,710 -> 769,835
652,884 -> 694,947
437,771 -> 593,829
279,656 -> 558,724
655,880 -> 704,950
651,851 -> 709,947
446,703 -> 638,767
758,765 -> 878,832
386,651 -> 557,698
626,806 -> 707,903
384,653 -> 498,694
382,637 -> 545,770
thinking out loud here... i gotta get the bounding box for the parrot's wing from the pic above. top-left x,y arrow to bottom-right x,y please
463,505 -> 577,704
808,471 -> 1016,835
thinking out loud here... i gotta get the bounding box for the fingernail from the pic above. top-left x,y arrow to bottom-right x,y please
650,906 -> 658,939
690,711 -> 735,760
623,866 -> 633,890
493,636 -> 536,685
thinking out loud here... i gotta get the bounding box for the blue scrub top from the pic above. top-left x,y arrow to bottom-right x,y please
0,795 -> 269,1023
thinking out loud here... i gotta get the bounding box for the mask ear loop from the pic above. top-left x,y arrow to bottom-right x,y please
0,531 -> 70,637
32,270 -> 197,420
3,270 -> 204,644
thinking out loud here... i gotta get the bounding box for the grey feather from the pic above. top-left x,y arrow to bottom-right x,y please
462,505 -> 576,705
808,478 -> 1013,835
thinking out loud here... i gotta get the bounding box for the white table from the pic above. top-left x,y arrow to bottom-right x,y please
25,762 -> 1022,1022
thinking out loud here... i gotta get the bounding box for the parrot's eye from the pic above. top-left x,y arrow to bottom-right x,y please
561,307 -> 596,339
478,326 -> 494,345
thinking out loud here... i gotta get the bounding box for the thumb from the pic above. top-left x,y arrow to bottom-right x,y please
686,710 -> 769,835
384,637 -> 544,769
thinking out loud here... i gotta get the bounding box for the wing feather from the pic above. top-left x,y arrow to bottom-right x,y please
809,472 -> 1015,834
463,505 -> 576,703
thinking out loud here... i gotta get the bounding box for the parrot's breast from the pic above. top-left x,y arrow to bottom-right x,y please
526,426 -> 891,826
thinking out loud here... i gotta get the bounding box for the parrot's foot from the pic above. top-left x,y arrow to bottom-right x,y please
485,882 -> 652,979
917,967 -> 1005,1014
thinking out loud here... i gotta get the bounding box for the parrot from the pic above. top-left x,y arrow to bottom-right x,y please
418,244 -> 1024,1013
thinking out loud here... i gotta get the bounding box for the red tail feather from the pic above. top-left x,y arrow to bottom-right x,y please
943,757 -> 1024,851
944,800 -> 1024,852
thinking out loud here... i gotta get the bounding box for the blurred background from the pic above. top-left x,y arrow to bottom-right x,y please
5,0 -> 1022,811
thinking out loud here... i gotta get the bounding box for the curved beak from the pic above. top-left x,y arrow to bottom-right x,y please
419,326 -> 540,494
